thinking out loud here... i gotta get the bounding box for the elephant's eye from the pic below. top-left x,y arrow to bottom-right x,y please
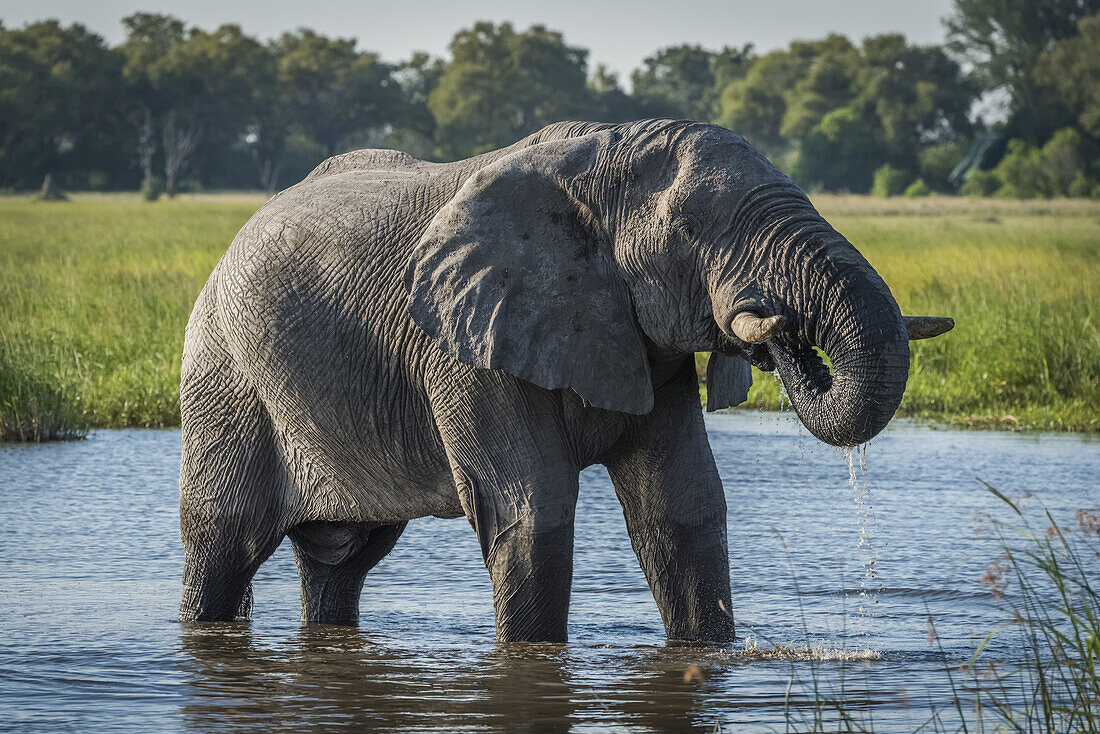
674,216 -> 698,241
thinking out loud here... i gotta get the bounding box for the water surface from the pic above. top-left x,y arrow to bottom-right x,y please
1,412 -> 1096,731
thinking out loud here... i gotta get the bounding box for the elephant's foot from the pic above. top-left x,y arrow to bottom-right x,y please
289,520 -> 407,626
488,525 -> 575,643
180,519 -> 283,623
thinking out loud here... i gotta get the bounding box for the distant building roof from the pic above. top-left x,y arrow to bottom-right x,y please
949,133 -> 1008,185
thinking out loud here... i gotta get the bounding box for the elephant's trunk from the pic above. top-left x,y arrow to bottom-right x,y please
768,262 -> 910,448
720,185 -> 911,447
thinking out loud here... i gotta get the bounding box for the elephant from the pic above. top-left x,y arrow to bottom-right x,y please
178,119 -> 953,643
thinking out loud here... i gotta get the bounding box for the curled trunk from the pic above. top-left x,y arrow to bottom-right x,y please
767,273 -> 910,447
724,185 -> 911,447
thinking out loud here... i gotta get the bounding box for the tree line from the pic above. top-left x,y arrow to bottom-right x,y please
1,0 -> 1097,197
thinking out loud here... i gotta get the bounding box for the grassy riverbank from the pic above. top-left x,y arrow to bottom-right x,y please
1,193 -> 1098,439
0,194 -> 267,439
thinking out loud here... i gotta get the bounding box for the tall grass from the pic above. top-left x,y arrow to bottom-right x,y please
756,484 -> 1100,733
965,485 -> 1100,731
0,193 -> 1097,439
0,194 -> 266,439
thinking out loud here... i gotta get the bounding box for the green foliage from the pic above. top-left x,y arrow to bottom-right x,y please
1038,14 -> 1100,142
0,11 -> 1096,195
587,65 -> 643,124
793,107 -> 885,192
0,342 -> 88,441
275,29 -> 406,156
903,178 -> 932,197
1069,171 -> 1100,197
919,140 -> 970,191
779,35 -> 861,141
0,20 -> 127,190
968,488 -> 1100,732
428,22 -> 591,159
993,139 -> 1057,198
944,0 -> 1098,142
4,194 -> 1096,438
1040,127 -> 1093,195
630,44 -> 752,121
871,164 -> 911,197
854,35 -> 977,170
718,50 -> 807,155
959,169 -> 1002,196
0,195 -> 264,433
140,175 -> 164,201
719,33 -> 975,189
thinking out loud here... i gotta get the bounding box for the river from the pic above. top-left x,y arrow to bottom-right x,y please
1,412 -> 1096,731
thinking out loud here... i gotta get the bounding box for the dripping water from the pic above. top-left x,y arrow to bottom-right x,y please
842,443 -> 878,629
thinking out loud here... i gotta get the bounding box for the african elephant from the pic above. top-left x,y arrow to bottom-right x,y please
178,119 -> 953,643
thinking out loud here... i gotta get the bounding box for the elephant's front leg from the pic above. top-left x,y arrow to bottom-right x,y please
434,373 -> 580,643
603,360 -> 734,644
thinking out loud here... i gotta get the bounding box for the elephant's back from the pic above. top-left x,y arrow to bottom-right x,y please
302,148 -> 429,182
204,169 -> 461,521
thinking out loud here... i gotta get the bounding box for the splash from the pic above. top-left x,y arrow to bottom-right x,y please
842,444 -> 878,620
735,636 -> 881,662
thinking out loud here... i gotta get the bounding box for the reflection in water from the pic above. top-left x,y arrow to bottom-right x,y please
178,625 -> 715,732
1,414 -> 1097,731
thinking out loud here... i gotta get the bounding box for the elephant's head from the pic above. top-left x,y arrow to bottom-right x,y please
405,120 -> 953,447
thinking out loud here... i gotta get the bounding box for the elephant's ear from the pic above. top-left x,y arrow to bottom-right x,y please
706,353 -> 752,411
405,133 -> 653,415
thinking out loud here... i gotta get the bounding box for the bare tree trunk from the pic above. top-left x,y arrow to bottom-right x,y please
137,106 -> 156,186
250,149 -> 283,192
163,111 -> 201,198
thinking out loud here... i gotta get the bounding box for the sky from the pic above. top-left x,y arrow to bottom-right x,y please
0,0 -> 957,80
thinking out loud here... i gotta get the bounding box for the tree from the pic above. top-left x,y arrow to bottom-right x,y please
719,33 -> 977,187
384,52 -> 446,159
853,34 -> 977,171
119,13 -> 186,189
718,36 -> 858,158
428,22 -> 591,158
779,35 -> 861,140
167,25 -> 277,192
1037,14 -> 1100,143
123,19 -> 277,195
588,65 -> 643,123
717,50 -> 806,156
792,106 -> 886,192
944,0 -> 1100,141
630,43 -> 752,121
275,29 -> 405,158
0,21 -> 127,189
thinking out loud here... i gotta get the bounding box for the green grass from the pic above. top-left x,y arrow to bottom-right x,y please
1,192 -> 1098,439
0,194 -> 267,439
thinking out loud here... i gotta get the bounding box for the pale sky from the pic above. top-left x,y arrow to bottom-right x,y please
0,0 -> 956,80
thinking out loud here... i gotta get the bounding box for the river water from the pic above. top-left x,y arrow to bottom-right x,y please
0,412 -> 1096,731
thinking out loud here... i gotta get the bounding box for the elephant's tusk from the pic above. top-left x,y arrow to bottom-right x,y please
904,316 -> 955,340
730,312 -> 787,343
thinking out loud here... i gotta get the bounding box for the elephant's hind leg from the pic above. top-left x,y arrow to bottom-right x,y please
179,349 -> 286,622
289,521 -> 407,625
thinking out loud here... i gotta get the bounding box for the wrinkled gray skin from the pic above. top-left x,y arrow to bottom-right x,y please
179,119 -> 953,643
